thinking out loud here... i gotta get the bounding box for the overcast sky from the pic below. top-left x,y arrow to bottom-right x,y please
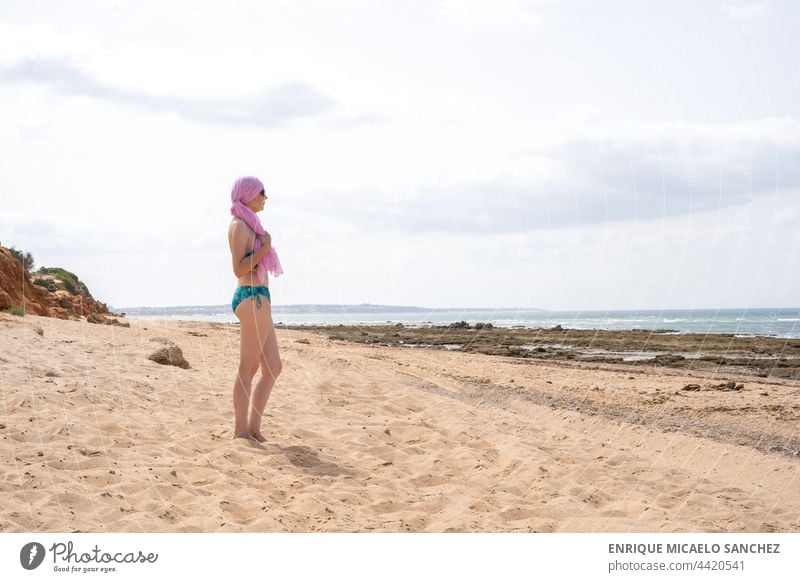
1,0 -> 798,310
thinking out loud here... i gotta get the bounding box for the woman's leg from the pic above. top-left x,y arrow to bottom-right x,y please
248,313 -> 282,441
233,296 -> 271,440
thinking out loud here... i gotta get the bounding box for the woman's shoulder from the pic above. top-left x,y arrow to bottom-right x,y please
229,217 -> 248,231
229,218 -> 255,242
229,218 -> 247,239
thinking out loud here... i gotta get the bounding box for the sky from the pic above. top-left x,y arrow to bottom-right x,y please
0,0 -> 798,310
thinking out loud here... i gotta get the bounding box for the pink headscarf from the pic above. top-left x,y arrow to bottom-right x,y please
230,175 -> 283,283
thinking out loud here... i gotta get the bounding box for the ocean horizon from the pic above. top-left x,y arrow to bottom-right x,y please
114,304 -> 800,339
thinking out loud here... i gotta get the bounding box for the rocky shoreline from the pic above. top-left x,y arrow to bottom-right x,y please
286,322 -> 800,380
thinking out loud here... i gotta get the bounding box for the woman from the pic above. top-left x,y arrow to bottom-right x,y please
228,175 -> 284,443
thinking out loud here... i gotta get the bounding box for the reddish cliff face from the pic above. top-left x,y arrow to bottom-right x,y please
0,246 -> 114,321
0,247 -> 51,316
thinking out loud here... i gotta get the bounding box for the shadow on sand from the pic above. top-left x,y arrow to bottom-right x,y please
255,442 -> 353,477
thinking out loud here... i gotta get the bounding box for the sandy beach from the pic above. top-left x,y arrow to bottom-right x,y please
1,313 -> 798,533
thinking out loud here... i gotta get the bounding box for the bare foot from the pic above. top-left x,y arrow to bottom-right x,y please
234,433 -> 259,443
249,431 -> 267,443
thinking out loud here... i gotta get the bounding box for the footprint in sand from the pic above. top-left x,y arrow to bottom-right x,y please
499,506 -> 538,521
410,473 -> 450,487
371,500 -> 402,514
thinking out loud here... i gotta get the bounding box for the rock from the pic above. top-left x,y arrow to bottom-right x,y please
654,354 -> 686,365
87,313 -> 130,327
711,380 -> 743,391
552,324 -> 563,331
33,326 -> 44,336
681,384 -> 702,391
86,312 -> 106,324
147,338 -> 190,369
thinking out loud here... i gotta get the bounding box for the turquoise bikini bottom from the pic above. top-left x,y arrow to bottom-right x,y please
232,286 -> 271,313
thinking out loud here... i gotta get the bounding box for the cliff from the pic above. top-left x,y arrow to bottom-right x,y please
0,245 -> 125,325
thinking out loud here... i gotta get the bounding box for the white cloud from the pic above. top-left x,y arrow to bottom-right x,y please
438,0 -> 548,28
773,203 -> 798,225
0,57 -> 333,128
0,20 -> 94,66
297,117 -> 800,234
723,1 -> 769,22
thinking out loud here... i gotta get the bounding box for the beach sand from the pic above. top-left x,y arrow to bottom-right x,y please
1,313 -> 798,532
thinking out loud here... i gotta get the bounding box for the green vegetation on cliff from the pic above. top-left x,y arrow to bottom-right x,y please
5,246 -> 34,272
36,267 -> 91,296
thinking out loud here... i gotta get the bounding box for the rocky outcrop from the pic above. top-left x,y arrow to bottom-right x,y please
0,245 -> 124,325
146,337 -> 190,369
0,247 -> 52,316
33,268 -> 114,321
86,312 -> 130,327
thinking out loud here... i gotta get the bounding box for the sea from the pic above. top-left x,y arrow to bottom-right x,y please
116,305 -> 800,339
